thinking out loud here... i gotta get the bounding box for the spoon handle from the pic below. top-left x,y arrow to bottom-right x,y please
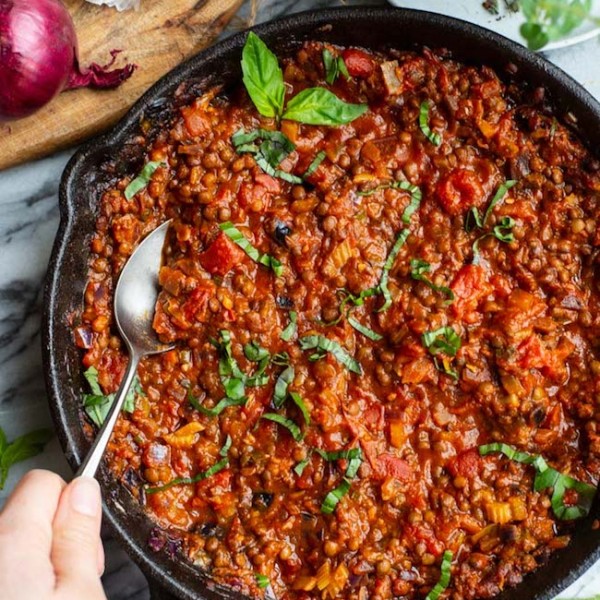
76,352 -> 141,479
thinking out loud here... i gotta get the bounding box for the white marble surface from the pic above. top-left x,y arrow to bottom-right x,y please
0,1 -> 599,598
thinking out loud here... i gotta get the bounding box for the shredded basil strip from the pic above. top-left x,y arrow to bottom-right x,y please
124,161 -> 165,201
219,435 -> 232,457
323,48 -> 349,84
377,229 -> 410,313
422,326 -> 461,380
419,100 -> 442,146
483,180 -> 518,225
255,574 -> 270,589
304,151 -> 326,178
262,413 -> 304,441
410,259 -> 455,301
321,479 -> 351,514
294,456 -> 311,476
189,393 -> 247,417
299,335 -> 362,375
472,216 -> 516,259
319,287 -> 380,327
348,316 -> 383,341
83,366 -> 140,427
425,550 -> 453,600
280,310 -> 297,341
274,365 -> 294,408
219,222 -> 283,276
241,32 -> 285,119
422,326 -> 461,357
479,443 -> 596,520
317,447 -> 362,465
232,127 -> 303,185
146,457 -> 229,495
272,351 -> 290,366
290,392 -> 310,426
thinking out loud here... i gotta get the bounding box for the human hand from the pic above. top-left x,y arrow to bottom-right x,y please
0,470 -> 107,600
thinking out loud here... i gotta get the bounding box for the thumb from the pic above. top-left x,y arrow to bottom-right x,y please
51,477 -> 106,598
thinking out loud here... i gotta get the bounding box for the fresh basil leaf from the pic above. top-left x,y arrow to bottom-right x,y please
244,340 -> 270,363
299,335 -> 362,375
262,413 -> 304,441
272,351 -> 290,366
425,550 -> 453,600
82,368 -> 140,427
146,457 -> 229,494
0,428 -> 53,490
282,87 -> 367,126
125,161 -> 165,201
419,100 -> 442,146
377,229 -> 410,313
241,32 -> 285,118
220,222 -> 284,276
280,310 -> 297,342
465,207 -> 484,233
0,427 -> 7,457
323,49 -> 349,85
492,216 -> 516,242
323,48 -> 338,85
316,448 -> 362,462
274,365 -> 294,408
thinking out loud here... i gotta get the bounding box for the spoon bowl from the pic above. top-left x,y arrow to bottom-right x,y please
76,220 -> 174,478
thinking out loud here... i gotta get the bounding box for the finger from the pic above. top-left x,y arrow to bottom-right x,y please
52,476 -> 105,594
0,470 -> 65,596
98,537 -> 106,576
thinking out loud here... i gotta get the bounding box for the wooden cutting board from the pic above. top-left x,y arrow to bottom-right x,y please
0,0 -> 243,170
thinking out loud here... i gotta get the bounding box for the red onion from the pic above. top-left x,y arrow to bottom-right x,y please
0,0 -> 136,121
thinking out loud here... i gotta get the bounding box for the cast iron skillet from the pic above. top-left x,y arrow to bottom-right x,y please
43,7 -> 600,600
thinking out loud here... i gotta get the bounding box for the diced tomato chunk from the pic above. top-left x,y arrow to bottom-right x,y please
342,48 -> 375,78
448,449 -> 481,478
255,173 -> 281,194
436,168 -> 484,215
451,264 -> 491,322
198,232 -> 245,277
182,285 -> 212,322
182,104 -> 210,137
374,453 -> 411,481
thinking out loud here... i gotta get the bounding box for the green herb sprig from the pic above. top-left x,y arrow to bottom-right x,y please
241,32 -> 367,126
479,443 -> 596,519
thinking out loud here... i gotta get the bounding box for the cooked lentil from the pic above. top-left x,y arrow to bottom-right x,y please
78,40 -> 600,600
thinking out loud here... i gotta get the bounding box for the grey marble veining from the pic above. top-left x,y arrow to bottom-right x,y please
0,1 -> 599,598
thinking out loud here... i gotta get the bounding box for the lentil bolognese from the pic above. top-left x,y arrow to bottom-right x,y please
77,33 -> 600,600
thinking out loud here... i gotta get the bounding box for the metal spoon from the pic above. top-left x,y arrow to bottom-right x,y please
77,220 -> 174,478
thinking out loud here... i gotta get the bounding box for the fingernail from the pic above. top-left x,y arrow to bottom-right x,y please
70,477 -> 101,517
